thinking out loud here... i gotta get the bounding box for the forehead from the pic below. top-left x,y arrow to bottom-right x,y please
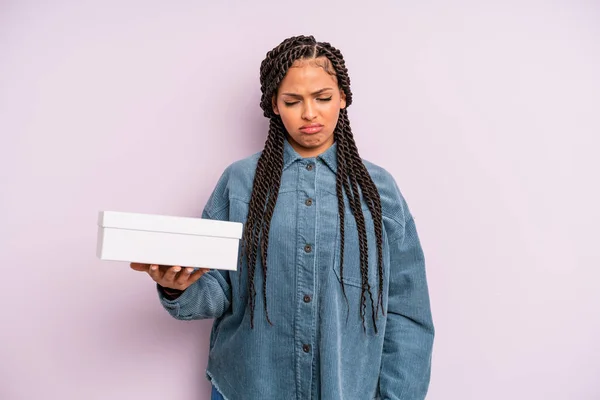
278,59 -> 338,93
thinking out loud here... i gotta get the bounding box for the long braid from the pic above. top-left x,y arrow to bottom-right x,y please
334,128 -> 349,320
244,36 -> 385,332
242,37 -> 316,327
335,113 -> 377,333
258,118 -> 285,325
341,113 -> 385,317
318,42 -> 384,331
338,110 -> 384,331
242,124 -> 277,327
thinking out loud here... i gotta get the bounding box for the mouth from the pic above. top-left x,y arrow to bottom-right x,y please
299,124 -> 324,135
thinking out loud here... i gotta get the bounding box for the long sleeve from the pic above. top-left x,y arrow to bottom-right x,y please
379,213 -> 435,400
157,267 -> 232,320
157,167 -> 234,320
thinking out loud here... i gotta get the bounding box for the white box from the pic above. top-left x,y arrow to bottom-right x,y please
97,211 -> 243,271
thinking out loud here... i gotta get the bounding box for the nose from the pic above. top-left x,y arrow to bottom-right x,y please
302,101 -> 317,121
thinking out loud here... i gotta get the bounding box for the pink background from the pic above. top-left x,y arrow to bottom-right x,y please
1,1 -> 599,399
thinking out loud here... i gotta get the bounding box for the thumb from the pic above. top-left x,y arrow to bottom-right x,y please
130,262 -> 150,272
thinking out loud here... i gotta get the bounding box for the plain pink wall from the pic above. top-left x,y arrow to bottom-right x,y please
1,1 -> 599,399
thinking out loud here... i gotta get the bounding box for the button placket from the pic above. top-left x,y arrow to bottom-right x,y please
294,159 -> 317,399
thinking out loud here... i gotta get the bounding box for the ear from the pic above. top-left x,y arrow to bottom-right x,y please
272,94 -> 280,115
340,89 -> 347,109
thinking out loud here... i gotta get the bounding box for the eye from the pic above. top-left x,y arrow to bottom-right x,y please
284,101 -> 299,106
317,97 -> 333,102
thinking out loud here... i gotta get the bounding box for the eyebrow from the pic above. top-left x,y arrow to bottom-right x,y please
281,88 -> 334,97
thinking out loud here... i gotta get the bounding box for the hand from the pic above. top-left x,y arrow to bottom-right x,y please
130,263 -> 209,291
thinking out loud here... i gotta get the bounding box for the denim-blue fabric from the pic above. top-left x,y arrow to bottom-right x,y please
158,140 -> 434,400
212,385 -> 225,400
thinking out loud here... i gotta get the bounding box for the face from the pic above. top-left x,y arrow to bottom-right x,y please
272,58 -> 347,158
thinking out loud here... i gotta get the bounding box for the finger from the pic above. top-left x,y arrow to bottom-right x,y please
175,267 -> 195,286
148,264 -> 162,281
188,268 -> 210,284
130,263 -> 149,272
162,266 -> 182,285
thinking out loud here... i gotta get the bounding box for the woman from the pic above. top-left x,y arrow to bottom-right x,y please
131,35 -> 434,400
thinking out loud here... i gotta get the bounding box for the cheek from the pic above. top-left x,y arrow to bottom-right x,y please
324,103 -> 342,121
278,110 -> 297,132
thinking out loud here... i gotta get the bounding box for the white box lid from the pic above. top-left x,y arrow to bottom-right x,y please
98,211 -> 243,239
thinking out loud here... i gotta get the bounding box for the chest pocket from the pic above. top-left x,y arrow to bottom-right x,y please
333,203 -> 381,289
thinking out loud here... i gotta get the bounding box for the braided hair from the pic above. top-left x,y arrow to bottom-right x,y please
242,35 -> 385,333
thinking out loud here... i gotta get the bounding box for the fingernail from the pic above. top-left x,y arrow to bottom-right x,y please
187,268 -> 194,274
150,265 -> 157,271
173,267 -> 181,273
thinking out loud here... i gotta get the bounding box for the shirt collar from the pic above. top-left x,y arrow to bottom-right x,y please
282,137 -> 338,173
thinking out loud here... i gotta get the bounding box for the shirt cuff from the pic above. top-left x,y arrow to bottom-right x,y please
157,284 -> 185,300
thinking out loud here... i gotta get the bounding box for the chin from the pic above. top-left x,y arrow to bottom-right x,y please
289,133 -> 333,151
301,134 -> 327,144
